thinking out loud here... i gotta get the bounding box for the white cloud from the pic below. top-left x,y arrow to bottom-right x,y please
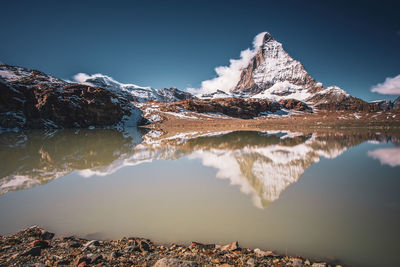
72,72 -> 150,90
188,32 -> 267,95
367,147 -> 400,167
371,74 -> 400,95
73,73 -> 96,85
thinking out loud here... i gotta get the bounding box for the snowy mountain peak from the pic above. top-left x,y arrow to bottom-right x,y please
233,32 -> 316,101
262,32 -> 274,43
224,31 -> 369,108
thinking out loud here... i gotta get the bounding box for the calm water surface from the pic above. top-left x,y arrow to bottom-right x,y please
0,128 -> 399,266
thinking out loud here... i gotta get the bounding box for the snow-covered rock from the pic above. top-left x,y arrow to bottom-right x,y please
74,73 -> 193,103
232,32 -> 317,100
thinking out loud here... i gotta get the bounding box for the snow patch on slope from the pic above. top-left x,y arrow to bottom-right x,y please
251,81 -> 311,101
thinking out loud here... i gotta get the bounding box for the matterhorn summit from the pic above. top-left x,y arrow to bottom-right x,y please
233,32 -> 317,99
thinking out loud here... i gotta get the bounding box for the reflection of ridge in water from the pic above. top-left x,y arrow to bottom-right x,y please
1,129 -> 397,208
0,128 -> 145,194
83,130 -> 392,208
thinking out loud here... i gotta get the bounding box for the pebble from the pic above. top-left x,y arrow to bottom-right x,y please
153,257 -> 200,267
0,226 -> 342,266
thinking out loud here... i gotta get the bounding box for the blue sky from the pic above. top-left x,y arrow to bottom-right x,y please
1,0 -> 399,101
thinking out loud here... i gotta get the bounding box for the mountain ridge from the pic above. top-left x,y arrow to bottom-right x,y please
1,32 -> 399,130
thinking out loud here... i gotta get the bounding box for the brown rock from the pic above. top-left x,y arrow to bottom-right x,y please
220,241 -> 240,251
139,240 -> 151,252
153,257 -> 200,267
190,241 -> 215,250
254,248 -> 277,257
30,240 -> 49,249
22,246 -> 42,257
40,230 -> 55,240
76,256 -> 91,265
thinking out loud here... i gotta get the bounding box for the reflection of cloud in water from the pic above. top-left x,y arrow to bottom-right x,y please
368,148 -> 400,167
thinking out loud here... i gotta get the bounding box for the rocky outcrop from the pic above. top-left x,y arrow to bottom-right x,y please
155,98 -> 311,119
157,87 -> 194,102
369,97 -> 400,111
278,99 -> 311,111
0,64 -> 142,130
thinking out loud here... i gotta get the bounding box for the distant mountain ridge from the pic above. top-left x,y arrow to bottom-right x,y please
75,73 -> 193,103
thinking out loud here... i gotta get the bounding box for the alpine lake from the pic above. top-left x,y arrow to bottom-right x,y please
0,127 -> 399,267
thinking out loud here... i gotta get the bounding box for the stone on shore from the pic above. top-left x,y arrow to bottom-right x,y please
219,241 -> 240,251
153,257 -> 200,267
0,226 -> 342,266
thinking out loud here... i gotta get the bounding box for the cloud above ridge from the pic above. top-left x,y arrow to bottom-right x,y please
188,32 -> 267,95
371,74 -> 400,95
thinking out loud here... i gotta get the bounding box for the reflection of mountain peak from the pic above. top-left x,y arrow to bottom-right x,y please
1,129 -> 395,208
186,133 -> 345,208
132,130 -> 379,208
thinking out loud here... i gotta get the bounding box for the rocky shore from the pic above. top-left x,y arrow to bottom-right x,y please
0,227 -> 342,267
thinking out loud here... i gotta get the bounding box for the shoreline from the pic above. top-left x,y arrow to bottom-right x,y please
138,104 -> 400,138
0,226 -> 342,267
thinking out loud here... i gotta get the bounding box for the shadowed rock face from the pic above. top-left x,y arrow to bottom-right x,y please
0,64 -> 141,130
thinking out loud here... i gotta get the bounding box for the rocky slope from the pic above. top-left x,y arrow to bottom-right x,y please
151,97 -> 311,119
0,64 -> 143,130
